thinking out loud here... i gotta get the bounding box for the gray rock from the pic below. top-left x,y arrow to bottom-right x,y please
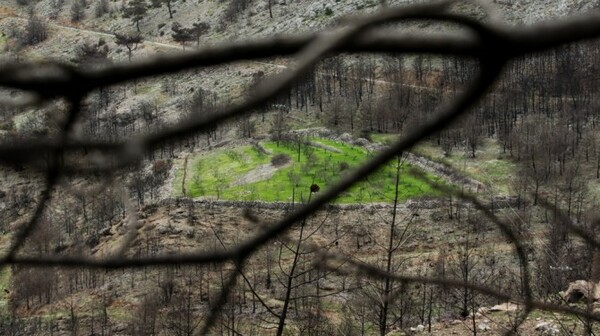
535,322 -> 559,335
408,325 -> 424,333
353,138 -> 370,147
157,224 -> 171,234
478,323 -> 491,331
184,227 -> 195,238
563,280 -> 600,303
339,133 -> 353,142
99,227 -> 112,236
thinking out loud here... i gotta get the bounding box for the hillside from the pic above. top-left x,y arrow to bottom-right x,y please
4,0 -> 600,43
0,0 -> 599,335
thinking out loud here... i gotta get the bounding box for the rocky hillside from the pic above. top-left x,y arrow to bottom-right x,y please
496,0 -> 600,23
5,0 -> 600,48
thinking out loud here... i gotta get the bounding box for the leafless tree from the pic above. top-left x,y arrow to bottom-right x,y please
0,2 -> 598,335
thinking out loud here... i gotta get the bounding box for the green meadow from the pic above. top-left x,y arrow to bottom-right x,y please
175,138 -> 445,203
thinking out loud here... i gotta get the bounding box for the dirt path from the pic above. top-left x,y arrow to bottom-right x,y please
0,11 -> 181,50
232,161 -> 291,186
50,23 -> 182,50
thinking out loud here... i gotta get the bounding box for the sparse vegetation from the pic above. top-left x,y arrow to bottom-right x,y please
122,0 -> 148,32
21,12 -> 48,46
150,0 -> 178,19
94,0 -> 110,18
70,0 -> 86,22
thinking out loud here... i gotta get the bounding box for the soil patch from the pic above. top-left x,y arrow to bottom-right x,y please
232,161 -> 290,186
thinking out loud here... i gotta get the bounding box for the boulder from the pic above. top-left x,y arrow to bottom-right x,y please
489,302 -> 519,312
478,323 -> 491,331
86,235 -> 99,247
562,280 -> 600,303
339,133 -> 352,142
409,324 -> 425,333
156,223 -> 183,235
99,227 -> 112,236
184,228 -> 195,238
385,330 -> 405,336
353,138 -> 370,147
535,322 -> 559,335
477,307 -> 490,314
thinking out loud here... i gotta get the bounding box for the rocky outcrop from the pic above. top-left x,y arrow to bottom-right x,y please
562,280 -> 600,303
495,0 -> 600,24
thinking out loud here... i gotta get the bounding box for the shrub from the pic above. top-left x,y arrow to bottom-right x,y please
95,0 -> 110,18
152,160 -> 171,177
71,0 -> 85,22
22,15 -> 48,46
271,154 -> 290,167
339,161 -> 350,171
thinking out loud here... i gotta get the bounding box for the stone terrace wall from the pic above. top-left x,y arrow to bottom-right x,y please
158,195 -> 524,212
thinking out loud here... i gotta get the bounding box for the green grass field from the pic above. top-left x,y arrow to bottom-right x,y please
175,138 -> 445,203
0,34 -> 7,51
0,268 -> 9,312
370,134 -> 520,194
411,139 -> 516,194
